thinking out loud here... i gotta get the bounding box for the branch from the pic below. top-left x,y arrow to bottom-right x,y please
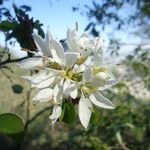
0,56 -> 29,67
25,106 -> 52,127
0,55 -> 42,67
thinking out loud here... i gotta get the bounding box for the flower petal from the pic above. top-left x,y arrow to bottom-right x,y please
98,80 -> 118,91
65,52 -> 79,68
64,84 -> 79,99
89,92 -> 115,109
49,105 -> 62,124
70,88 -> 78,99
79,95 -> 92,129
51,38 -> 65,64
18,57 -> 43,70
66,28 -> 79,52
22,70 -> 56,84
34,33 -> 47,55
33,88 -> 53,102
73,64 -> 85,74
53,80 -> 64,104
31,77 -> 56,89
93,47 -> 103,67
83,66 -> 93,83
44,29 -> 52,56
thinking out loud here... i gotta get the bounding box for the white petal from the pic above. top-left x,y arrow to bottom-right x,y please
49,105 -> 62,124
63,80 -> 70,95
69,84 -> 78,99
70,88 -> 78,99
83,66 -> 93,83
53,84 -> 60,103
44,30 -> 52,56
89,92 -> 115,109
34,33 -> 47,55
22,70 -> 56,84
50,76 -> 62,87
80,32 -> 89,49
51,38 -> 65,64
98,80 -> 118,91
73,64 -> 85,74
93,48 -> 103,67
66,28 -> 80,52
96,72 -> 108,81
31,77 -> 56,89
79,95 -> 92,129
33,88 -> 53,102
53,80 -> 63,104
64,84 -> 78,99
18,57 -> 43,70
65,52 -> 79,68
90,72 -> 108,88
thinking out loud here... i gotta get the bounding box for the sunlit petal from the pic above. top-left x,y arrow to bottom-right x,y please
49,105 -> 62,125
22,70 -> 56,84
65,52 -> 79,68
18,57 -> 43,70
83,66 -> 93,83
79,95 -> 92,129
89,91 -> 115,109
33,88 -> 53,102
51,38 -> 65,64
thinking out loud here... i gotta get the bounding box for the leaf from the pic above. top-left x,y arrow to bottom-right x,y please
0,113 -> 25,141
0,20 -> 15,31
34,20 -> 45,38
85,22 -> 93,31
38,28 -> 45,39
91,27 -> 99,37
11,84 -> 23,94
20,5 -> 31,12
90,108 -> 100,124
59,101 -> 75,124
0,0 -> 3,5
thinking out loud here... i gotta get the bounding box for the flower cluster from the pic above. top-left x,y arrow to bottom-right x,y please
18,27 -> 117,128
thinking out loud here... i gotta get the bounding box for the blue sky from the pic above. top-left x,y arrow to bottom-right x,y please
2,0 -> 92,39
0,0 -> 141,61
0,0 -> 94,56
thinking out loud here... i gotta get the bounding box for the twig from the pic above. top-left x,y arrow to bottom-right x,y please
0,69 -> 13,83
0,55 -> 42,68
24,90 -> 31,132
0,56 -> 29,67
25,106 -> 52,127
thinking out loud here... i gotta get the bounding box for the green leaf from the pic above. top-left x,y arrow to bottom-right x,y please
34,20 -> 45,38
38,28 -> 45,39
59,101 -> 75,124
0,0 -> 3,5
11,84 -> 23,94
0,20 -> 15,31
0,113 -> 25,141
90,108 -> 100,124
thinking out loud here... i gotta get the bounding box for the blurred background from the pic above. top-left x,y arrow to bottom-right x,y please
0,0 -> 150,150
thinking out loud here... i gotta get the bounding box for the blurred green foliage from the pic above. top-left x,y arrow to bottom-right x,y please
0,113 -> 24,141
22,88 -> 149,150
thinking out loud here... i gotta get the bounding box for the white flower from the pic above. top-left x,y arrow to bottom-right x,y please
65,66 -> 115,128
67,28 -> 103,55
19,26 -> 117,129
